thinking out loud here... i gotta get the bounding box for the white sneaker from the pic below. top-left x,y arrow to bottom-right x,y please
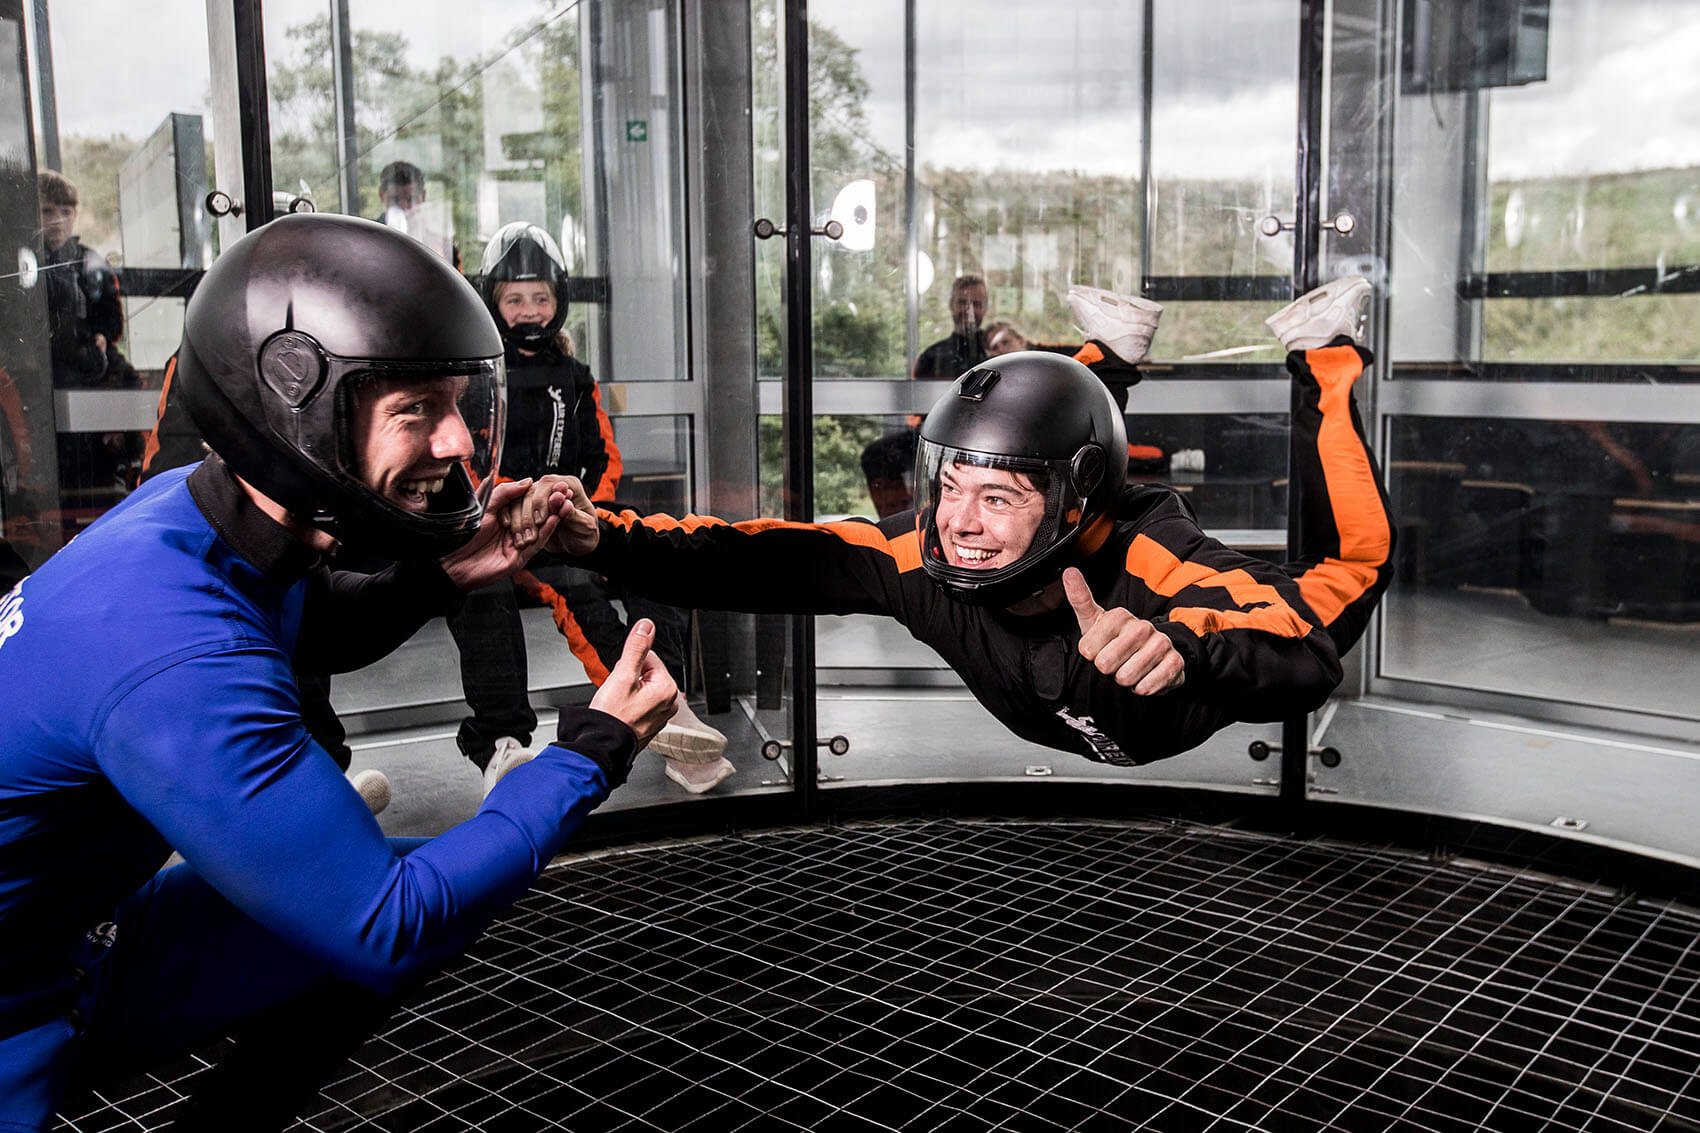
664,756 -> 736,795
481,735 -> 535,797
647,714 -> 729,765
1066,284 -> 1163,364
1265,275 -> 1371,352
347,768 -> 391,816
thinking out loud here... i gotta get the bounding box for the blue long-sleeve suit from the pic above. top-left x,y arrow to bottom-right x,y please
0,458 -> 628,1130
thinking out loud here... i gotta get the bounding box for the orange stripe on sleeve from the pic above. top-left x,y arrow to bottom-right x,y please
600,509 -> 925,571
1125,533 -> 1316,640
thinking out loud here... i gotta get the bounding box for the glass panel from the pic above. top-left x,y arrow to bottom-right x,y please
1384,413 -> 1700,719
1380,0 -> 1700,723
5,0 -> 215,575
1147,1 -> 1297,348
252,2 -> 749,805
1,5 -> 51,586
1390,0 -> 1700,373
911,0 -> 1145,370
797,0 -> 1299,794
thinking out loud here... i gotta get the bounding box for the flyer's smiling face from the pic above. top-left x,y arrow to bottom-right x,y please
350,375 -> 472,513
934,463 -> 1045,569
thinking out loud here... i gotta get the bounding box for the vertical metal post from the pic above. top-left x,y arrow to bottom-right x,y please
587,0 -> 615,382
1137,0 -> 1154,293
781,0 -> 818,807
28,0 -> 56,169
1293,0 -> 1326,296
903,0 -> 917,373
231,0 -> 275,230
329,0 -> 359,216
1282,0 -> 1329,808
1455,85 -> 1484,363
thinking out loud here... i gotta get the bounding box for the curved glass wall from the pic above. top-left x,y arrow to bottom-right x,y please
6,0 -> 1699,867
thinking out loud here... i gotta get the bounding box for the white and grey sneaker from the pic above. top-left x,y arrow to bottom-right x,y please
1265,275 -> 1371,352
663,756 -> 736,795
648,718 -> 729,765
347,768 -> 391,816
1066,284 -> 1163,364
481,735 -> 535,798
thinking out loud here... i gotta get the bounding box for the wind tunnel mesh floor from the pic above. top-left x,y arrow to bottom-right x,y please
59,818 -> 1700,1132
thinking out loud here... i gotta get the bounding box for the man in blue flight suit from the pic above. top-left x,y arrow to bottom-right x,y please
0,213 -> 672,1131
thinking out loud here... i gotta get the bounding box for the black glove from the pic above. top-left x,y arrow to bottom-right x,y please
556,706 -> 639,789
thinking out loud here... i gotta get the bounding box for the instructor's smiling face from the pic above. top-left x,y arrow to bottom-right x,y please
349,375 -> 473,513
934,463 -> 1045,570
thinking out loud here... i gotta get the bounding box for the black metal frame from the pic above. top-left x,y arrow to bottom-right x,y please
780,0 -> 820,810
569,779 -> 1700,908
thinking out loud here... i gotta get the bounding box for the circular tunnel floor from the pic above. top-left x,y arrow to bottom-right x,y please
61,818 -> 1700,1131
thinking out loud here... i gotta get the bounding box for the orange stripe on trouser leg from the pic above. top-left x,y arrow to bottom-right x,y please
1294,346 -> 1391,626
514,569 -> 612,686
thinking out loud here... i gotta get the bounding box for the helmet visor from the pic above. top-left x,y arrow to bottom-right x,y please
335,356 -> 506,524
915,439 -> 1087,589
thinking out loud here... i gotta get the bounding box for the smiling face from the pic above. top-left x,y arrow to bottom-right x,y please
933,462 -> 1047,570
348,374 -> 474,514
494,281 -> 557,334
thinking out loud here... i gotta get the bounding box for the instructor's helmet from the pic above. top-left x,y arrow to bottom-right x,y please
175,213 -> 506,559
916,351 -> 1126,606
477,222 -> 569,351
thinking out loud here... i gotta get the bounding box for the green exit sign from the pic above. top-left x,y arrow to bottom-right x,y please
625,120 -> 648,142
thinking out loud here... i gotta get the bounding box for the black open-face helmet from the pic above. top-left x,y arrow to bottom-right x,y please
916,351 -> 1127,606
176,213 -> 505,560
478,222 -> 569,351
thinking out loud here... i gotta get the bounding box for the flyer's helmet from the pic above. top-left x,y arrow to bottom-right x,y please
478,222 -> 569,350
916,351 -> 1126,606
175,213 -> 505,559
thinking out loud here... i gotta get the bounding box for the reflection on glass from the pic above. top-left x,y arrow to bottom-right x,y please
262,2 -> 585,266
1384,414 -> 1700,719
1480,295 -> 1700,366
1147,1 -> 1294,294
1484,1 -> 1700,275
789,0 -> 1152,379
1146,299 -> 1287,365
1392,0 -> 1700,367
760,413 -> 888,519
21,0 -> 215,556
1124,409 -> 1289,533
915,1 -> 1143,360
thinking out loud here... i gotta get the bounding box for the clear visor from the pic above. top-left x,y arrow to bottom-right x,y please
336,356 -> 506,517
915,440 -> 1087,577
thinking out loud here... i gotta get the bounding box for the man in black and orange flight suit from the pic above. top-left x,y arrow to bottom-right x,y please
541,278 -> 1393,767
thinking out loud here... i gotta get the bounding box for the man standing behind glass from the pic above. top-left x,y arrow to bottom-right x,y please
376,160 -> 458,268
863,274 -> 992,515
913,272 -> 989,377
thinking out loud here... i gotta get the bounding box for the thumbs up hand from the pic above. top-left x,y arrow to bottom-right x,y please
589,619 -> 679,747
1063,568 -> 1186,695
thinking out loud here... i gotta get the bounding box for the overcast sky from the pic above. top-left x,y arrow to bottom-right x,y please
35,0 -> 1700,183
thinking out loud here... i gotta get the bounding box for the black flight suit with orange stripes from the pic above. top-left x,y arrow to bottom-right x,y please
586,341 -> 1393,766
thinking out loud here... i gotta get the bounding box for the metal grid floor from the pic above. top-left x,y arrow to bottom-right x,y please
59,819 -> 1700,1131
